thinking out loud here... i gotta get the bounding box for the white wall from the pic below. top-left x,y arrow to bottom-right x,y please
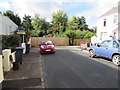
0,14 -> 2,35
97,12 -> 119,43
0,14 -> 18,35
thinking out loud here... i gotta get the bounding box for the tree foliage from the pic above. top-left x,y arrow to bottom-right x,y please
52,10 -> 68,34
20,15 -> 33,31
64,30 -> 77,45
3,10 -> 95,41
75,30 -> 96,39
68,16 -> 88,31
68,16 -> 78,30
19,15 -> 33,42
32,14 -> 49,36
2,35 -> 21,50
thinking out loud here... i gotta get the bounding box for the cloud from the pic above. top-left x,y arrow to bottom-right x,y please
76,0 -> 120,28
0,0 -> 120,27
0,1 -> 11,10
10,0 -> 63,19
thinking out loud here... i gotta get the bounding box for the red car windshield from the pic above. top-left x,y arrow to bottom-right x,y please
41,41 -> 53,45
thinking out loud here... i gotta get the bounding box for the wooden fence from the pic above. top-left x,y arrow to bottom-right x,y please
30,37 -> 69,47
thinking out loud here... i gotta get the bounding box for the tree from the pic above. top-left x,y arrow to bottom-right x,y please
32,14 -> 50,36
20,15 -> 33,42
21,15 -> 33,31
67,16 -> 89,31
47,24 -> 59,36
75,30 -> 84,39
68,16 -> 78,30
52,10 -> 68,34
3,10 -> 21,26
79,16 -> 88,30
64,30 -> 77,45
75,30 -> 96,39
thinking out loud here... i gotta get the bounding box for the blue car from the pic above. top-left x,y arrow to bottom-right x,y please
89,40 -> 120,65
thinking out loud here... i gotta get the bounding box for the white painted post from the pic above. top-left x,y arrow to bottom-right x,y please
10,52 -> 16,68
2,49 -> 11,72
0,55 -> 4,90
21,43 -> 26,54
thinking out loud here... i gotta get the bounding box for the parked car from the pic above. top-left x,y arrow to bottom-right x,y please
89,40 -> 120,66
39,41 -> 55,54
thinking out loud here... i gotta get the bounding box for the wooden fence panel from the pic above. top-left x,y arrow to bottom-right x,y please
30,37 -> 69,47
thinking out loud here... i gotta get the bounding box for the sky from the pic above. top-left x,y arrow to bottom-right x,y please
0,0 -> 119,28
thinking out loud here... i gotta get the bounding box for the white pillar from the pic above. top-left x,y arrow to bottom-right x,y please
2,49 -> 11,72
10,52 -> 16,68
21,43 -> 26,54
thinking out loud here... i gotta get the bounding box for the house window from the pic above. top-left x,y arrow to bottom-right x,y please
100,32 -> 107,40
103,19 -> 106,27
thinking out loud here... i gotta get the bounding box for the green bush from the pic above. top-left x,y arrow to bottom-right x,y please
2,35 -> 22,50
75,30 -> 96,39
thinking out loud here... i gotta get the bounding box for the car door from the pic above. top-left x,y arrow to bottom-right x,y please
95,40 -> 111,57
104,40 -> 120,58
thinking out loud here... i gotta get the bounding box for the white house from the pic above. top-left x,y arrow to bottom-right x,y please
0,13 -> 18,35
97,6 -> 120,43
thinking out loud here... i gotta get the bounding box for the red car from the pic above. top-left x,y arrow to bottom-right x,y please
39,41 -> 55,54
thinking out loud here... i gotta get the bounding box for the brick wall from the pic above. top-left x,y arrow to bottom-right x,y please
74,39 -> 91,45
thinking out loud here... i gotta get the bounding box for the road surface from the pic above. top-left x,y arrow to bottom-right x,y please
41,46 -> 119,88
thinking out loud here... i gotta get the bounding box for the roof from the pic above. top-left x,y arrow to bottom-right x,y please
99,6 -> 120,18
0,14 -> 18,27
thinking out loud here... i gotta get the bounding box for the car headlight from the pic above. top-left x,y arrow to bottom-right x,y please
41,45 -> 44,48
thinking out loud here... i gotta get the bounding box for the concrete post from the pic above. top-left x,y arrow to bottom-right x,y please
2,49 -> 11,72
0,55 -> 4,90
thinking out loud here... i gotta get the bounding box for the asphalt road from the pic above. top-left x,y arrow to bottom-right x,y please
41,46 -> 119,88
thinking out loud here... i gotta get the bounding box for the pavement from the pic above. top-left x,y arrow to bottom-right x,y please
56,46 -> 89,53
2,48 -> 44,90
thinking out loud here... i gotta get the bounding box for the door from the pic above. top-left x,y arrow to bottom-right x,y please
95,40 -> 111,57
